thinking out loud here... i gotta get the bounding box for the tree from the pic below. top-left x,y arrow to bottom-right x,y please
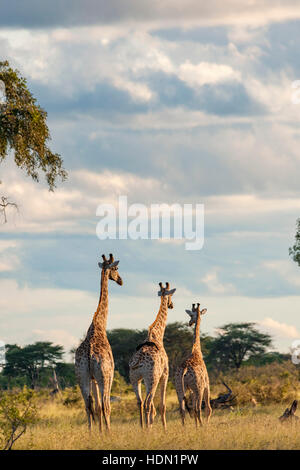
3,342 -> 64,389
207,323 -> 272,372
289,218 -> 300,267
0,387 -> 38,450
0,60 -> 67,221
107,328 -> 147,381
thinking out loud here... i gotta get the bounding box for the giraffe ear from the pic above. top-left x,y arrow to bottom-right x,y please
165,288 -> 176,296
98,262 -> 104,268
185,310 -> 193,316
108,260 -> 119,268
201,308 -> 207,315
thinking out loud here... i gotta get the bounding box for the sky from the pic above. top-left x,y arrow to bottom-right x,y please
0,0 -> 300,359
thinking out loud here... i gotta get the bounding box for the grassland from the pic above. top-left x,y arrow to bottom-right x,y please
13,389 -> 300,450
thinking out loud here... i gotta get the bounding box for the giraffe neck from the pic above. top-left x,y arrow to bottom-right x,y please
147,295 -> 169,346
192,312 -> 202,355
92,269 -> 109,333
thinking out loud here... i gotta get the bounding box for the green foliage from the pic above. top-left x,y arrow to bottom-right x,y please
3,342 -> 64,388
0,60 -> 67,190
289,218 -> 300,267
0,387 -> 38,450
55,363 -> 76,388
207,323 -> 272,372
111,370 -> 131,395
219,361 -> 300,405
107,328 -> 147,381
244,352 -> 290,367
62,386 -> 82,408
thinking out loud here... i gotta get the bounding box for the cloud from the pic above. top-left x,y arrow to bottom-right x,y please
263,260 -> 300,288
0,240 -> 20,272
259,317 -> 300,339
178,61 -> 240,88
30,329 -> 79,356
201,268 -> 236,295
0,166 -> 165,233
1,1 -> 300,28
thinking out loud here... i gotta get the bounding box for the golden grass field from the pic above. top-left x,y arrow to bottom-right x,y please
13,389 -> 300,450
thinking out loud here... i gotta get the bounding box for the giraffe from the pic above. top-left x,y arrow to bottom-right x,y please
129,282 -> 176,430
175,303 -> 212,427
75,253 -> 123,432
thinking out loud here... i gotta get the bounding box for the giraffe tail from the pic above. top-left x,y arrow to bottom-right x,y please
88,394 -> 96,422
182,368 -> 193,417
129,354 -> 140,370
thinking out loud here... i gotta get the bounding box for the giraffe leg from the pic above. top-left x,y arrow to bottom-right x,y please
175,369 -> 186,426
195,389 -> 204,427
92,379 -> 103,433
203,387 -> 212,424
101,377 -> 113,432
93,363 -> 113,432
159,371 -> 168,430
131,378 -> 144,429
144,379 -> 159,429
192,393 -> 198,427
78,378 -> 94,431
150,402 -> 157,426
75,359 -> 94,431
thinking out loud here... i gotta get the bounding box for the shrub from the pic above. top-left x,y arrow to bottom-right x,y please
0,387 -> 38,450
214,361 -> 300,405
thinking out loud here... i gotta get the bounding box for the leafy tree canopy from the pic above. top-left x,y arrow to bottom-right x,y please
207,323 -> 272,371
4,342 -> 64,388
0,60 -> 67,191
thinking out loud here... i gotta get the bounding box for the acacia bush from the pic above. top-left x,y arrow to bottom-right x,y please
0,387 -> 38,450
216,361 -> 300,405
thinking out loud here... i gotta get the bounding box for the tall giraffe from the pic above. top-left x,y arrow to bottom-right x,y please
175,303 -> 212,426
75,253 -> 123,432
129,282 -> 176,430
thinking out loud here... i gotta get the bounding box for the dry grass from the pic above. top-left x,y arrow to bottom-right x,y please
13,391 -> 300,450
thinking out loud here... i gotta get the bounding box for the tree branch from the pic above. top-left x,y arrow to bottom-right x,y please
0,196 -> 19,223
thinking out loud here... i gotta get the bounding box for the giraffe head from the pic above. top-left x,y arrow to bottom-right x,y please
186,303 -> 207,326
158,282 -> 176,309
98,253 -> 123,285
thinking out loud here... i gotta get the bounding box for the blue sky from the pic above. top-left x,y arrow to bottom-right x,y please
1,1 -> 300,358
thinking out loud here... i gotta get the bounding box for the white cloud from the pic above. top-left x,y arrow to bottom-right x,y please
178,61 -> 241,88
259,317 -> 300,339
0,166 -> 165,233
0,240 -> 20,272
263,260 -> 300,287
201,268 -> 236,295
30,329 -> 79,354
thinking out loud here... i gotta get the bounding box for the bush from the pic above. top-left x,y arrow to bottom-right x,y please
214,361 -> 300,406
0,387 -> 38,450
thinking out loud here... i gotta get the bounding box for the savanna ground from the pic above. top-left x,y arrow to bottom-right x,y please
12,363 -> 300,450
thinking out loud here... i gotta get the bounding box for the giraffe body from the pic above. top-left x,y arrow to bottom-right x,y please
175,303 -> 212,426
75,254 -> 122,432
129,283 -> 176,429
